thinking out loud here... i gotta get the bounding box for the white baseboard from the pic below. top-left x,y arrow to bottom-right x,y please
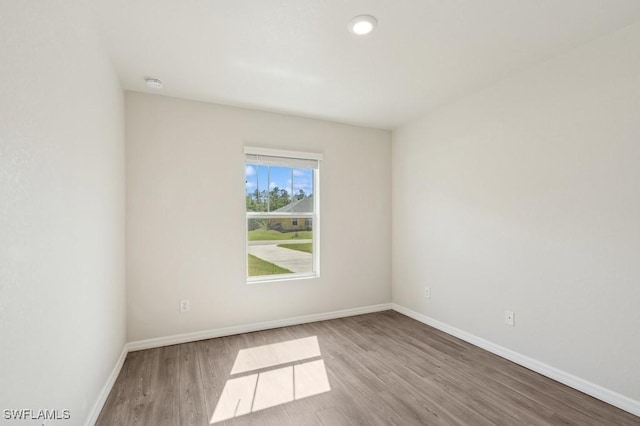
128,303 -> 392,352
85,345 -> 128,426
391,303 -> 640,418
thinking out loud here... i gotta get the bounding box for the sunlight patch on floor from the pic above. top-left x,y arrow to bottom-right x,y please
230,335 -> 321,375
211,337 -> 331,424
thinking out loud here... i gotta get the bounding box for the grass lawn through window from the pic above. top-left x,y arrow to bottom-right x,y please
248,254 -> 292,276
277,243 -> 312,254
248,229 -> 312,241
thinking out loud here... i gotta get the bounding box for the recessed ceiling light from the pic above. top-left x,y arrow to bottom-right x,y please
145,77 -> 164,89
348,15 -> 377,35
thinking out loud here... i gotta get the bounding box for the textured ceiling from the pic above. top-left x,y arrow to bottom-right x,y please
91,0 -> 640,129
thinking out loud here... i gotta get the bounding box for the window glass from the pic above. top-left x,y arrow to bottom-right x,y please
245,150 -> 319,281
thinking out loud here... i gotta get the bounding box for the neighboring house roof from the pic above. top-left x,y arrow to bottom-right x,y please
273,196 -> 313,213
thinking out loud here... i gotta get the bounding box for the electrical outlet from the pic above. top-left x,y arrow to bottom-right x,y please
180,299 -> 190,313
424,287 -> 431,299
504,310 -> 514,327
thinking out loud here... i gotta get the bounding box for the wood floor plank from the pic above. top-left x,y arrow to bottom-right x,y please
179,342 -> 208,426
148,345 -> 181,425
96,350 -> 145,425
335,316 -> 537,424
282,323 -> 388,426
196,334 -> 241,426
315,406 -> 354,426
97,311 -> 640,425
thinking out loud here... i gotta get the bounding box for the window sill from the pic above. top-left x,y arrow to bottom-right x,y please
247,272 -> 319,285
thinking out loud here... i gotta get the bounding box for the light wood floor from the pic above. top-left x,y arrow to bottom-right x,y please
97,311 -> 639,425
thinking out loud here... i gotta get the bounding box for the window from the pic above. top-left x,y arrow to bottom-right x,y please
245,147 -> 321,282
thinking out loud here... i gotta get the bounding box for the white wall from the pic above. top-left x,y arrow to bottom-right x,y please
0,1 -> 126,424
126,92 -> 391,342
392,21 -> 640,403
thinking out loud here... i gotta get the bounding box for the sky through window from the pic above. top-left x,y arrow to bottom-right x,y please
245,165 -> 313,198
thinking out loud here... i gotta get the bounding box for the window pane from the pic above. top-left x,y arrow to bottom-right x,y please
247,218 -> 313,277
289,168 -> 314,213
246,164 -> 314,213
245,164 -> 267,212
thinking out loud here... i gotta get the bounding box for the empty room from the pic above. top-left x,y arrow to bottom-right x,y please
2,0 -> 640,425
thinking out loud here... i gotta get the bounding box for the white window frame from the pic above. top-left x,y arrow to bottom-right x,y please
244,146 -> 322,283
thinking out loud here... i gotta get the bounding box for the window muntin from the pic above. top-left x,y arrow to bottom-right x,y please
245,148 -> 320,282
